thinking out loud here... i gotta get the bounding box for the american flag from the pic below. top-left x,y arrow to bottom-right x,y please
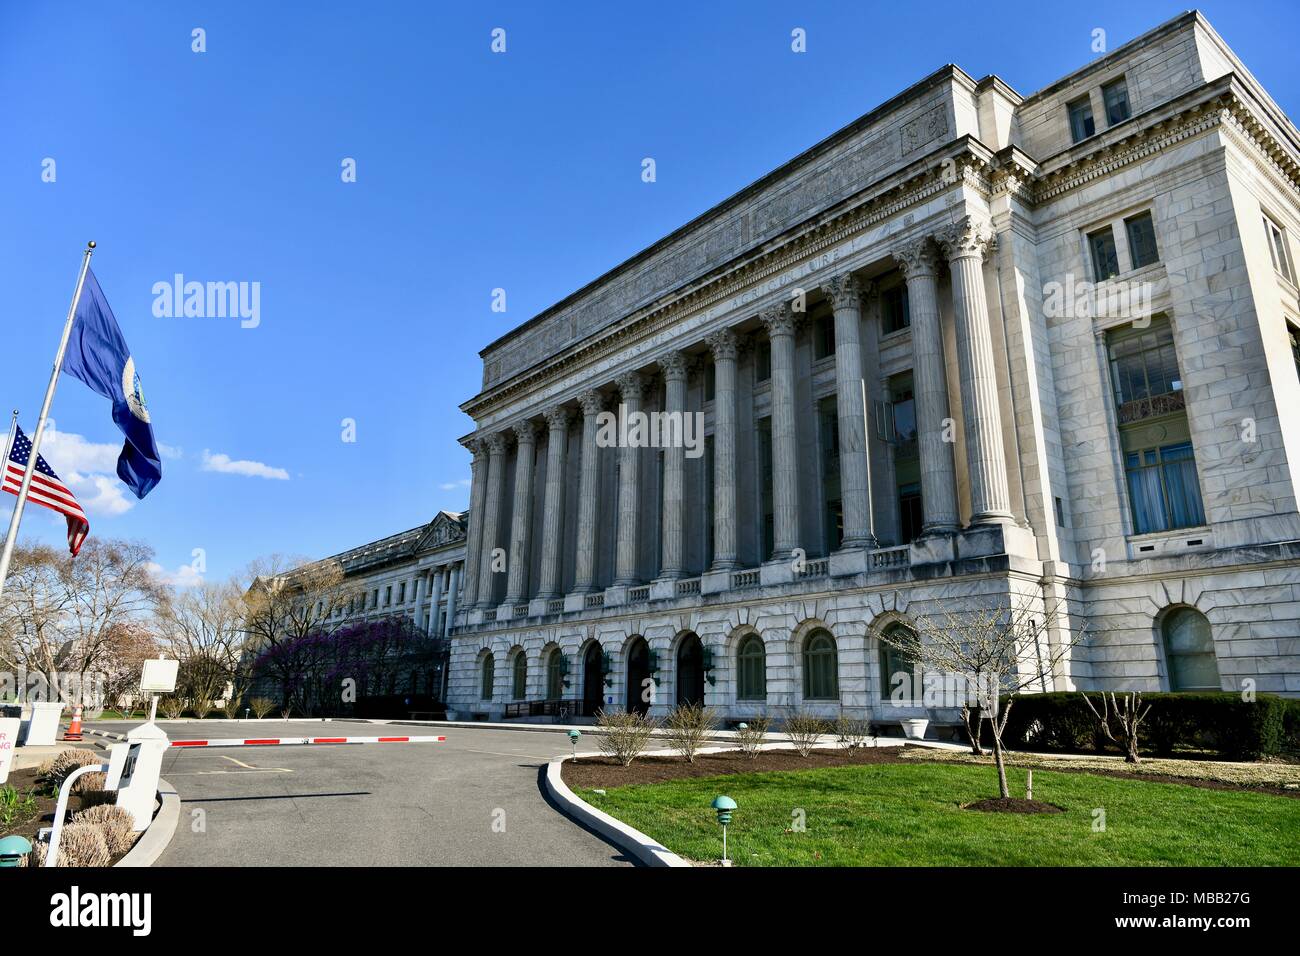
3,424 -> 89,555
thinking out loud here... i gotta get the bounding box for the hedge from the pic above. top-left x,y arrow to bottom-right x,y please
1002,691 -> 1300,760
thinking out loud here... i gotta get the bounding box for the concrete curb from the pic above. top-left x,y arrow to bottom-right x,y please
544,754 -> 690,868
116,778 -> 179,868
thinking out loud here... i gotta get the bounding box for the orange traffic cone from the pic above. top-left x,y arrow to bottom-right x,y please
62,704 -> 83,741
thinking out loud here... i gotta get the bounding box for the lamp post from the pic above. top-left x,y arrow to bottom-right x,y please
568,729 -> 581,761
712,795 -> 737,866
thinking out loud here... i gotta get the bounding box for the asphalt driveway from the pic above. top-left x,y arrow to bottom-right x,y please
81,720 -> 634,867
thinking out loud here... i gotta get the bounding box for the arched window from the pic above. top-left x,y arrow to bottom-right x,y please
480,653 -> 495,701
879,623 -> 917,701
546,649 -> 566,700
1162,608 -> 1220,691
512,652 -> 527,700
803,630 -> 838,701
736,634 -> 766,701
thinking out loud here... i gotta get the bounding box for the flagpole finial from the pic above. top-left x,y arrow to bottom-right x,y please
87,241 -> 96,249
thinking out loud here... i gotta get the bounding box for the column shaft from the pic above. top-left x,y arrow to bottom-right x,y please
460,440 -> 488,608
427,568 -> 444,636
572,390 -> 603,593
476,433 -> 508,607
659,353 -> 688,577
443,564 -> 459,638
762,305 -> 800,558
614,372 -> 644,585
707,332 -> 740,569
826,274 -> 876,548
537,407 -> 570,597
895,239 -> 959,533
940,216 -> 1013,523
505,423 -> 538,603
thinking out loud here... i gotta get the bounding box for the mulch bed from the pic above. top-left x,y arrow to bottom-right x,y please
562,746 -> 906,789
1,767 -> 82,845
963,797 -> 1064,814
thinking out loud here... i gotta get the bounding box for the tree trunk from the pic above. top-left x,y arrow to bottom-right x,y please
962,705 -> 985,755
991,732 -> 1011,799
1126,734 -> 1140,764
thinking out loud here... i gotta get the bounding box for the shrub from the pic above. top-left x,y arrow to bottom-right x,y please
735,716 -> 771,759
159,697 -> 185,719
191,698 -> 214,720
835,714 -> 874,752
663,703 -> 718,763
73,804 -> 137,856
1005,691 -> 1300,760
54,822 -> 111,868
784,710 -> 831,757
595,709 -> 659,767
221,697 -> 242,719
250,697 -> 276,719
0,784 -> 38,830
38,749 -> 103,790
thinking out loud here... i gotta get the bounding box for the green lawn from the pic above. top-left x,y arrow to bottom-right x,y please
582,762 -> 1300,866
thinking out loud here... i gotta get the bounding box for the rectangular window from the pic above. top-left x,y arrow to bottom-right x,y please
755,340 -> 771,382
1088,226 -> 1120,281
1264,213 -> 1295,282
1125,211 -> 1159,269
757,417 -> 774,559
1068,96 -> 1095,143
881,284 -> 910,334
384,586 -> 392,606
704,362 -> 716,402
1124,442 -> 1206,534
813,315 -> 836,360
398,582 -> 406,604
1102,78 -> 1131,126
1108,321 -> 1183,422
819,397 -> 842,554
898,483 -> 923,544
1289,321 -> 1300,381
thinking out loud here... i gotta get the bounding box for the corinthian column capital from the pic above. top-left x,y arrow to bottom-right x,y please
542,404 -> 572,431
512,420 -> 539,445
893,236 -> 942,279
759,302 -> 797,338
485,431 -> 509,456
936,214 -> 995,262
461,435 -> 487,459
578,388 -> 605,417
705,328 -> 738,362
825,273 -> 861,312
659,350 -> 689,382
615,370 -> 644,402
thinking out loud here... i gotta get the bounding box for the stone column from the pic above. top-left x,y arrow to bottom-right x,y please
536,405 -> 571,598
460,438 -> 488,609
427,567 -> 444,636
894,238 -> 959,533
505,421 -> 538,604
658,352 -> 688,578
706,330 -> 740,569
761,304 -> 800,558
938,215 -> 1013,524
614,371 -> 644,585
443,563 -> 459,638
826,273 -> 876,549
413,571 -> 425,632
475,432 -> 508,607
572,389 -> 604,593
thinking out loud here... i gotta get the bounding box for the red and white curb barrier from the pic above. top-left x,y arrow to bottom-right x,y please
169,735 -> 445,748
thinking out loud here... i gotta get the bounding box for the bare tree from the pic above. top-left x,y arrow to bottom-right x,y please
880,591 -> 1085,799
1081,691 -> 1151,764
240,554 -> 358,709
157,578 -> 254,709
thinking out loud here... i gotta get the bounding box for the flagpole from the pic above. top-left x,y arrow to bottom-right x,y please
1,411 -> 17,470
0,242 -> 95,600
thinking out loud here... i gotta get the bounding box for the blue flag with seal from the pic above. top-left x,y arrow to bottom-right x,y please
61,268 -> 162,499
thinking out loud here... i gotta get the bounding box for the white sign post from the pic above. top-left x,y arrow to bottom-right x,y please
0,717 -> 19,785
139,658 -> 178,723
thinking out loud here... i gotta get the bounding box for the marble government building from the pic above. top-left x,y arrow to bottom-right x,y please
325,12 -> 1300,724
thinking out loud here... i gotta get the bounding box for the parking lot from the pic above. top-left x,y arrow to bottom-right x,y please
82,720 -> 636,866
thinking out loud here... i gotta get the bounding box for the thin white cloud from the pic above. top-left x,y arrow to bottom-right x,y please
201,449 -> 289,481
35,430 -> 135,517
146,561 -> 203,588
158,442 -> 184,460
63,472 -> 134,517
439,478 -> 471,491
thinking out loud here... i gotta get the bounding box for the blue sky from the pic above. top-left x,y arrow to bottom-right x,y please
2,1 -> 1296,584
